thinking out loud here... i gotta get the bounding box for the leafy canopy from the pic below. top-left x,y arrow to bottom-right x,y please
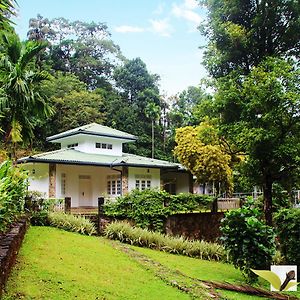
174,120 -> 233,193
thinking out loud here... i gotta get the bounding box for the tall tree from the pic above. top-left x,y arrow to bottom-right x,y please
145,102 -> 160,158
114,58 -> 159,102
201,0 -> 300,77
0,32 -> 53,157
27,16 -> 124,89
174,120 -> 234,195
111,58 -> 166,158
215,58 -> 300,225
201,0 -> 300,225
33,72 -> 105,150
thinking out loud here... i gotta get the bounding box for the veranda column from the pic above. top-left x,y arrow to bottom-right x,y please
122,166 -> 128,195
49,163 -> 56,198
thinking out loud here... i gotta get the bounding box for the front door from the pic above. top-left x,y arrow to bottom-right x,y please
79,176 -> 92,206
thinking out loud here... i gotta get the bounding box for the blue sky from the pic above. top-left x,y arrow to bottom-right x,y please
14,0 -> 207,96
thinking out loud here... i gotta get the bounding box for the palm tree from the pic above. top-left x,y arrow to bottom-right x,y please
0,32 -> 53,158
145,102 -> 160,158
0,0 -> 17,30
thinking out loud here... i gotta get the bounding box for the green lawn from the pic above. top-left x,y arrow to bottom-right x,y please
3,227 -> 190,300
3,226 -> 300,300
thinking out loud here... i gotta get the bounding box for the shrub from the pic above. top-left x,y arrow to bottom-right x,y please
0,160 -> 28,233
105,221 -> 226,261
104,189 -> 171,232
26,191 -> 64,225
104,189 -> 214,232
48,212 -> 96,236
30,211 -> 50,226
167,193 -> 213,213
275,208 -> 300,277
220,198 -> 276,283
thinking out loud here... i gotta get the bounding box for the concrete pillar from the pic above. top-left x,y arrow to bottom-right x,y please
49,163 -> 56,198
122,166 -> 128,195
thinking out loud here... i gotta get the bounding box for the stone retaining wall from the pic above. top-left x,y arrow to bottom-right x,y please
0,218 -> 28,295
165,212 -> 224,242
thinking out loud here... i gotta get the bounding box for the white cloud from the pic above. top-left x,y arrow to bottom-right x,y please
149,19 -> 173,37
114,25 -> 145,33
171,0 -> 202,27
184,0 -> 199,10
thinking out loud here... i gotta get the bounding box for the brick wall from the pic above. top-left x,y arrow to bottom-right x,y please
0,218 -> 28,295
165,212 -> 224,242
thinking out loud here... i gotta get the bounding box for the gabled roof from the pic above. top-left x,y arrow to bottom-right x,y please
18,148 -> 180,169
46,123 -> 137,142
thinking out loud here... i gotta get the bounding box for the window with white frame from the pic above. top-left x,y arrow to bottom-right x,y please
135,174 -> 152,191
61,173 -> 66,195
107,175 -> 121,196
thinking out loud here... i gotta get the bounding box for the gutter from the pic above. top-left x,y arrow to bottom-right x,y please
17,157 -> 179,170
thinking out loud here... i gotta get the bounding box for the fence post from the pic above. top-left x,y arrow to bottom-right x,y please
98,197 -> 105,235
64,197 -> 71,214
211,197 -> 218,213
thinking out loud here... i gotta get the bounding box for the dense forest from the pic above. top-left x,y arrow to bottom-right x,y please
0,12 -> 209,162
1,0 -> 300,225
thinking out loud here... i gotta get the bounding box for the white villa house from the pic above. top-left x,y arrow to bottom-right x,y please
18,123 -> 192,208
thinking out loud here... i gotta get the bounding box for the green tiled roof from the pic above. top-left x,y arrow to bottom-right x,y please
47,123 -> 137,142
18,148 -> 180,169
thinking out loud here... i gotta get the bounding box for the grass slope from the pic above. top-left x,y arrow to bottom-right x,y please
134,246 -> 300,300
3,227 -> 190,300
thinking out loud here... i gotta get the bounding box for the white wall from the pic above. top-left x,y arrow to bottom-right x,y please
24,163 -> 49,197
59,135 -> 124,156
161,171 -> 190,194
56,164 -> 121,207
128,167 -> 161,191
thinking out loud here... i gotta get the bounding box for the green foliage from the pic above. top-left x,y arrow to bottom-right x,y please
104,190 -> 214,232
105,221 -> 226,261
275,209 -> 300,275
167,193 -> 213,213
48,212 -> 96,235
220,198 -> 276,283
0,32 -> 53,154
105,189 -> 170,232
215,57 -> 300,224
26,191 -> 63,226
0,0 -> 16,30
0,160 -> 28,233
28,16 -> 124,89
174,121 -> 233,194
201,0 -> 300,77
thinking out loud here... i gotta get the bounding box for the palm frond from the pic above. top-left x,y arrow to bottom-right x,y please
19,40 -> 47,70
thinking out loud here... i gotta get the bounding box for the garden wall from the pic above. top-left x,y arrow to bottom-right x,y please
0,218 -> 28,295
165,212 -> 224,242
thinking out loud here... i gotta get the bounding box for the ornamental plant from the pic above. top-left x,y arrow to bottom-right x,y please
220,198 -> 276,283
0,160 -> 28,233
275,208 -> 300,278
104,190 -> 214,232
105,221 -> 226,261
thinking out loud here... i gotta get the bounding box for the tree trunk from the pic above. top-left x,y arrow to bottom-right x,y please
151,119 -> 154,158
263,176 -> 273,226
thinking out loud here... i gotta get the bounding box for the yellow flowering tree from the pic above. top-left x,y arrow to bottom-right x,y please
174,121 -> 233,195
